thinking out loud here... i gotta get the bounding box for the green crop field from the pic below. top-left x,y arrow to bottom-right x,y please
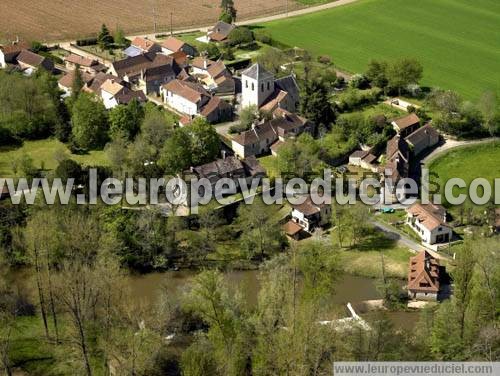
428,141 -> 500,208
258,0 -> 500,99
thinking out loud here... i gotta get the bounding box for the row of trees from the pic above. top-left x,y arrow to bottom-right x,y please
365,58 -> 424,95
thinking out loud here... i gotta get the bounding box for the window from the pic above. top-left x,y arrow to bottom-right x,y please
261,83 -> 264,92
267,81 -> 270,90
245,80 -> 248,88
251,83 -> 254,91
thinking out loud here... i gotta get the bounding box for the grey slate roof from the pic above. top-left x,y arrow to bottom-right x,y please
275,75 -> 300,104
241,63 -> 274,81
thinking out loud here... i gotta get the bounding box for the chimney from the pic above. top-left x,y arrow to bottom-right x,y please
203,58 -> 208,70
141,69 -> 144,81
221,150 -> 227,160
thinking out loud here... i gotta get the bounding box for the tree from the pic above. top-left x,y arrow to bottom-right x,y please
366,60 -> 388,88
114,27 -> 127,48
239,105 -> 259,130
109,101 -> 143,140
237,200 -> 285,260
220,0 -> 237,22
71,66 -> 84,100
203,43 -> 221,60
387,58 -> 423,94
105,132 -> 130,177
55,158 -> 83,185
256,47 -> 288,75
71,93 -> 109,149
300,77 -> 336,127
159,128 -> 193,175
189,117 -> 220,166
227,27 -> 254,47
97,24 -> 113,50
477,91 -> 500,136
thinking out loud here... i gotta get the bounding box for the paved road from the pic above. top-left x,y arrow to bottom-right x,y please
371,218 -> 451,261
421,137 -> 499,165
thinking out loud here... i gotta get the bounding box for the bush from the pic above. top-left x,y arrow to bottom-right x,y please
349,74 -> 370,89
227,27 -> 254,47
317,55 -> 332,65
76,37 -> 98,46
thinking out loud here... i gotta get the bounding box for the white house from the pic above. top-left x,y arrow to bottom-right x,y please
100,79 -> 146,109
406,203 -> 453,245
161,79 -> 210,116
291,196 -> 331,233
0,40 -> 29,68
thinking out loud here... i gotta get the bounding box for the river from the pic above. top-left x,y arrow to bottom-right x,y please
7,269 -> 419,330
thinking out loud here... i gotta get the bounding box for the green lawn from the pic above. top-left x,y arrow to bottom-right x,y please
258,0 -> 500,99
0,139 -> 108,177
428,141 -> 500,207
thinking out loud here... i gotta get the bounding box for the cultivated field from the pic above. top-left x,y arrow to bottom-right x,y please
0,0 -> 313,42
259,0 -> 500,99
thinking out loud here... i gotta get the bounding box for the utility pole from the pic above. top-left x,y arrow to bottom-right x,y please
286,0 -> 289,17
152,2 -> 158,34
170,12 -> 173,36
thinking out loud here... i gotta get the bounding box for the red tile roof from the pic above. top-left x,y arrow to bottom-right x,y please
408,251 -> 440,293
162,36 -> 185,52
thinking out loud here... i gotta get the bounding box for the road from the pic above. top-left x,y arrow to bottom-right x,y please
421,136 -> 499,166
371,218 -> 450,261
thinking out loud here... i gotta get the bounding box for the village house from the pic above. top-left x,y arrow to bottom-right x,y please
162,79 -> 232,123
200,60 -> 235,95
290,195 -> 331,233
100,78 -> 146,109
0,40 -> 30,68
124,37 -> 161,57
207,21 -> 236,42
190,155 -> 265,189
404,123 -> 440,156
391,113 -> 421,137
58,70 -> 93,96
64,54 -> 107,75
231,111 -> 311,159
110,52 -> 178,95
407,250 -> 441,301
200,96 -> 233,124
406,202 -> 453,245
161,79 -> 211,115
16,50 -> 54,74
161,36 -> 196,57
349,150 -> 378,172
380,134 -> 410,201
241,63 -> 300,113
191,56 -> 215,76
83,72 -> 123,96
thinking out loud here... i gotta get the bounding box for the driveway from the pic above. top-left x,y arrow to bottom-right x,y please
421,137 -> 499,165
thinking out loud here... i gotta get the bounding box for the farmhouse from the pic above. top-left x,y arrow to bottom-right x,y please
391,113 -> 421,137
161,36 -> 196,57
124,37 -> 161,57
231,111 -> 310,159
191,56 -> 215,76
110,53 -> 178,95
349,150 -> 378,172
207,21 -> 236,42
200,96 -> 233,124
241,63 -> 300,113
16,50 -> 54,74
201,61 -> 235,95
162,79 -> 210,115
404,123 -> 440,156
407,250 -> 441,301
0,40 -> 30,68
58,70 -> 93,96
64,54 -> 107,75
290,195 -> 331,233
100,79 -> 146,109
406,203 -> 452,245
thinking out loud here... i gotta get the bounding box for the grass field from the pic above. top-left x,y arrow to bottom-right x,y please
259,0 -> 500,99
428,141 -> 500,207
0,139 -> 108,177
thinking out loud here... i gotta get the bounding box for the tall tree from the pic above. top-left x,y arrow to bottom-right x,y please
300,77 -> 336,127
71,93 -> 109,149
97,24 -> 113,50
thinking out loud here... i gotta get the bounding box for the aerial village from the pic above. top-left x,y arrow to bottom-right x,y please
0,1 -> 499,372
